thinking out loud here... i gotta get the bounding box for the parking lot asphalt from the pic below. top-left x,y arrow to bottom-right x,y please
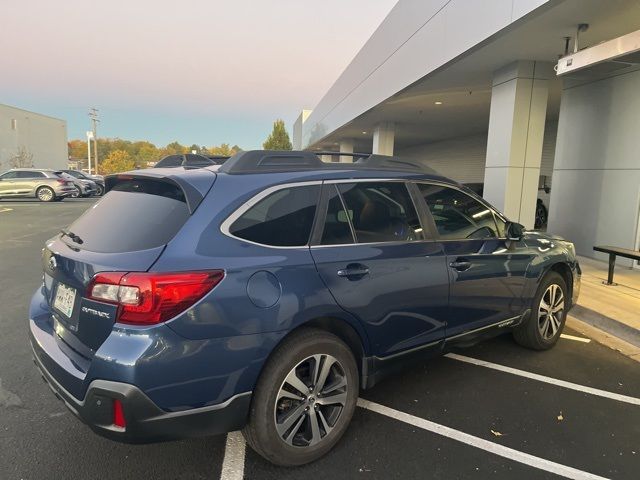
1,198 -> 638,480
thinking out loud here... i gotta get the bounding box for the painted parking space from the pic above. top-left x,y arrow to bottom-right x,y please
1,199 -> 638,480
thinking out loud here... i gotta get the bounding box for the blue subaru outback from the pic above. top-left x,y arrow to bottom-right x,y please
29,150 -> 580,465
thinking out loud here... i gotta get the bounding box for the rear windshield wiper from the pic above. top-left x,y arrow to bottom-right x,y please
60,229 -> 84,245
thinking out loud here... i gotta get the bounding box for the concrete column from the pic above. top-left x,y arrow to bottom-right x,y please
339,140 -> 354,163
372,122 -> 395,156
483,61 -> 551,229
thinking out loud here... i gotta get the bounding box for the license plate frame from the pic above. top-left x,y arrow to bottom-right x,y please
53,282 -> 77,319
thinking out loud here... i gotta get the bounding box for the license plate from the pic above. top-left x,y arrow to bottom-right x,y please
53,283 -> 76,318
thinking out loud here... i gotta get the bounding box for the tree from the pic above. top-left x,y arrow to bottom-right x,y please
100,150 -> 135,175
9,146 -> 34,168
209,143 -> 242,156
68,140 -> 87,159
164,141 -> 187,155
263,119 -> 292,150
132,141 -> 159,167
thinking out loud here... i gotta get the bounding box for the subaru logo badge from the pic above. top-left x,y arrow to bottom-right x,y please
49,256 -> 57,270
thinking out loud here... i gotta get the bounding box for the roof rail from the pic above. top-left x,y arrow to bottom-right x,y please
218,150 -> 436,175
355,155 -> 431,172
219,150 -> 325,174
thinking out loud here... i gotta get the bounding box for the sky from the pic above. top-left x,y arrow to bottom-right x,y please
1,0 -> 397,149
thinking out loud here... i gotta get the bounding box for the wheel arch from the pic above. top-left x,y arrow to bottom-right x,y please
548,262 -> 574,307
257,315 -> 370,392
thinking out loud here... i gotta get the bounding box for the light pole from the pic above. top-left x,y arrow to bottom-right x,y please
89,108 -> 100,174
86,131 -> 94,174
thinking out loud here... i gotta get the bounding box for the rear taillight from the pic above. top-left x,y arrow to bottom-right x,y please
56,179 -> 65,184
87,270 -> 224,325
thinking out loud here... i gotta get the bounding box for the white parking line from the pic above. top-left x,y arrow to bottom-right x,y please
220,431 -> 246,480
358,398 -> 608,480
445,353 -> 640,406
560,334 -> 591,343
0,208 -> 13,213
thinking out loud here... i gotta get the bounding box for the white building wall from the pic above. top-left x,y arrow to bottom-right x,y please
396,121 -> 557,185
548,68 -> 640,266
0,104 -> 68,171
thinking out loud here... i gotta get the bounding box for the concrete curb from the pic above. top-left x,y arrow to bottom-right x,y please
570,304 -> 640,348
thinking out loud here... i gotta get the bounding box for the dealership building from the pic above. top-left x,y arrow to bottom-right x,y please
0,103 -> 68,171
294,0 -> 640,268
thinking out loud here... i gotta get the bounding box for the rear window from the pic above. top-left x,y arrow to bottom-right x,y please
228,185 -> 320,247
63,179 -> 189,253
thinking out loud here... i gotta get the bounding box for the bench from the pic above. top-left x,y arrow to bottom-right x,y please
593,245 -> 640,285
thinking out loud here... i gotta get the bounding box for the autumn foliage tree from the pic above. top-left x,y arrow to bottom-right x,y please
67,138 -> 244,169
100,150 -> 136,175
263,119 -> 292,150
209,143 -> 242,156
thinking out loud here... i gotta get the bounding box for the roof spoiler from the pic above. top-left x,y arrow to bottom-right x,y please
105,169 -> 216,213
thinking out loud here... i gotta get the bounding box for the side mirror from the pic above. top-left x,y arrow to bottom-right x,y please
506,222 -> 525,241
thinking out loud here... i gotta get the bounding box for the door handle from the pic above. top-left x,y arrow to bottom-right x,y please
337,265 -> 370,278
449,259 -> 472,271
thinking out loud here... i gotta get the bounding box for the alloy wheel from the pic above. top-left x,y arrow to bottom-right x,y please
538,283 -> 565,340
37,188 -> 54,201
274,354 -> 348,448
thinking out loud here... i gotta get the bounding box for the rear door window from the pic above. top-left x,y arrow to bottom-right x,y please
228,185 -> 320,247
17,171 -> 45,178
335,182 -> 424,243
320,184 -> 355,245
63,178 -> 190,253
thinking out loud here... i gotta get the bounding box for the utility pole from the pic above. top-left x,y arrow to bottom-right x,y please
86,131 -> 94,173
89,108 -> 100,174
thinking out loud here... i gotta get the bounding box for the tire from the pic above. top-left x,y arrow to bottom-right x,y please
71,189 -> 80,198
243,328 -> 359,466
513,272 -> 568,350
36,187 -> 55,202
95,185 -> 104,196
534,201 -> 548,229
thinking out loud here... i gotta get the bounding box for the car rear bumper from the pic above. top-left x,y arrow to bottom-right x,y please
53,186 -> 76,197
31,342 -> 251,443
29,286 -> 253,443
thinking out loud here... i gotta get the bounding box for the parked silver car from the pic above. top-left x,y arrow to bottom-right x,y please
0,169 -> 77,202
56,171 -> 97,197
61,169 -> 105,196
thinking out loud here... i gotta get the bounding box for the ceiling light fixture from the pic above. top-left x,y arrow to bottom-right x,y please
435,101 -> 443,105
362,131 -> 367,134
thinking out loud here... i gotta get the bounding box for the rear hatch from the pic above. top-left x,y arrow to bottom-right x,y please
42,169 -> 216,359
